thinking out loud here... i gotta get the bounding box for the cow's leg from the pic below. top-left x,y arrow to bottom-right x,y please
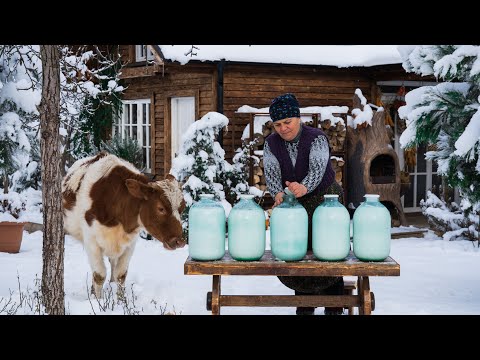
108,258 -> 117,282
84,236 -> 106,298
112,241 -> 137,298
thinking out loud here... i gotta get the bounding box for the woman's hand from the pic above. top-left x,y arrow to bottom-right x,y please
285,181 -> 307,198
273,192 -> 285,208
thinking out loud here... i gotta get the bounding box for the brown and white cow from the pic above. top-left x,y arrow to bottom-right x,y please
62,151 -> 186,298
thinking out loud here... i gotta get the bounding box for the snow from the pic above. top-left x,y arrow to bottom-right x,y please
2,227 -> 480,315
348,89 -> 375,129
398,82 -> 471,149
454,107 -> 480,157
158,45 -> 402,68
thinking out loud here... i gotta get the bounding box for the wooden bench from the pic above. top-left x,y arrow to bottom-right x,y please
185,250 -> 399,315
206,279 -> 358,315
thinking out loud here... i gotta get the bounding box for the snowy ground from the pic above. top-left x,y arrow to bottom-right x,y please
1,229 -> 479,315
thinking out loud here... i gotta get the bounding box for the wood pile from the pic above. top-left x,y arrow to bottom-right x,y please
330,156 -> 345,187
318,120 -> 346,153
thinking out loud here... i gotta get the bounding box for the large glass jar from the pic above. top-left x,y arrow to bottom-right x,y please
312,194 -> 351,261
270,188 -> 308,261
352,194 -> 391,261
228,194 -> 266,261
188,194 -> 226,261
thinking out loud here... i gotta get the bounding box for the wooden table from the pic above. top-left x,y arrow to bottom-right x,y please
184,250 -> 400,315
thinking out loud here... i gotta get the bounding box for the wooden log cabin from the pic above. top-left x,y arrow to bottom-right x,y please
116,45 -> 440,214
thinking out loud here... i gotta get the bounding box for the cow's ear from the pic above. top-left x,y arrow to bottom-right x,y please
125,179 -> 149,200
165,173 -> 176,181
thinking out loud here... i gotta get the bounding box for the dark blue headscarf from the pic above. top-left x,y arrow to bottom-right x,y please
269,93 -> 300,122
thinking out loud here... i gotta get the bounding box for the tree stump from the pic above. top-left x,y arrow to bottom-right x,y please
347,94 -> 407,226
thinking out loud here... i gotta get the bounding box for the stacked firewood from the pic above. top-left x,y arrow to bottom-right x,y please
318,119 -> 346,153
250,119 -> 346,191
330,156 -> 345,186
252,161 -> 267,191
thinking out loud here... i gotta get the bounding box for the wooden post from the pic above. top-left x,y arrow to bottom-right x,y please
212,275 -> 221,315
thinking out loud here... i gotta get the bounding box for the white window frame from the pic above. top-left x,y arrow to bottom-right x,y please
135,45 -> 154,62
113,99 -> 151,172
402,148 -> 437,212
392,110 -> 438,212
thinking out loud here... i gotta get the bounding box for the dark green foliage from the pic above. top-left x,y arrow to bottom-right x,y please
0,136 -> 17,180
0,100 -> 33,192
409,89 -> 480,207
219,138 -> 257,205
68,45 -> 125,161
100,134 -> 144,170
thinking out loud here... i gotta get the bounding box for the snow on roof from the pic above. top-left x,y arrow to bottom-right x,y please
158,45 -> 402,67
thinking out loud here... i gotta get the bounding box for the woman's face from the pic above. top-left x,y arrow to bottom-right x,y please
272,117 -> 301,141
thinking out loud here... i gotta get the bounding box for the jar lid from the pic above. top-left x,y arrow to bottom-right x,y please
239,194 -> 255,200
199,194 -> 215,199
364,194 -> 380,198
324,194 -> 339,198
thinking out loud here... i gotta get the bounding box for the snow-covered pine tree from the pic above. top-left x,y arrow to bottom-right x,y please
398,45 -> 480,242
59,45 -> 125,170
0,111 -> 30,219
170,112 -> 230,238
219,138 -> 257,205
0,46 -> 39,219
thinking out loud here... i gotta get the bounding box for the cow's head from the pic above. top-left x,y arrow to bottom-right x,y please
125,174 -> 186,250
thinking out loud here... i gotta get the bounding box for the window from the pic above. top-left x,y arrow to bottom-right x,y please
135,45 -> 154,62
171,97 -> 195,161
402,144 -> 439,212
113,99 -> 151,172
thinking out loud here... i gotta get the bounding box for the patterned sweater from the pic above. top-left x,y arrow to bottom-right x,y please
263,126 -> 331,199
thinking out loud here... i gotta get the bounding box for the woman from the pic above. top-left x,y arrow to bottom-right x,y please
263,93 -> 345,315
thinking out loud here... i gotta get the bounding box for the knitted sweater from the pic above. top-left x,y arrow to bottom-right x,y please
264,124 -> 335,199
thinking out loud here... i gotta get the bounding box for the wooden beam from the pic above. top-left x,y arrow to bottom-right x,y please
119,64 -> 161,79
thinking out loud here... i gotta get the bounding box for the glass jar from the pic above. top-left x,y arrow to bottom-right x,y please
270,188 -> 308,261
352,194 -> 391,261
228,194 -> 266,261
188,194 -> 226,261
312,194 -> 351,261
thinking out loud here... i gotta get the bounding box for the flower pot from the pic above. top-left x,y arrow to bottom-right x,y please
0,222 -> 25,253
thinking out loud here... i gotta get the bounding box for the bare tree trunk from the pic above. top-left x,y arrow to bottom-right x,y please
39,45 -> 65,315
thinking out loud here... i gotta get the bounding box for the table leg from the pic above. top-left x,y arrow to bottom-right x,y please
358,276 -> 372,315
211,275 -> 221,315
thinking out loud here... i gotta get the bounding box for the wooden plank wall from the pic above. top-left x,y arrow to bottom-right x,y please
118,45 -> 134,64
115,48 -> 416,178
222,64 -> 373,162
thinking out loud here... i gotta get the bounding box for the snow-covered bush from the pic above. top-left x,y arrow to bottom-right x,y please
170,112 -> 236,239
421,191 -> 479,243
219,138 -> 257,205
0,47 -> 38,221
